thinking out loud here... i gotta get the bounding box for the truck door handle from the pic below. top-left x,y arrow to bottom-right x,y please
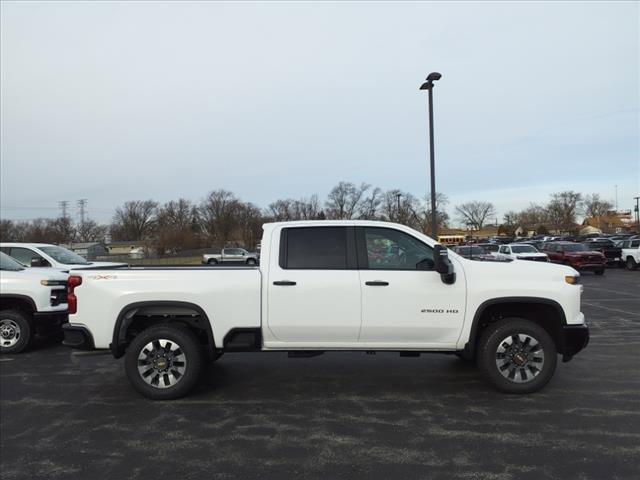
273,280 -> 297,286
365,281 -> 389,286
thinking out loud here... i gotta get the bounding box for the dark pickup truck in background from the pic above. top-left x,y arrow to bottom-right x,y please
583,239 -> 622,266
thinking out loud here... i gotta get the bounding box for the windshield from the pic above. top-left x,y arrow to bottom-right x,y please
511,245 -> 538,253
562,244 -> 586,252
457,246 -> 484,255
0,252 -> 25,271
39,246 -> 90,265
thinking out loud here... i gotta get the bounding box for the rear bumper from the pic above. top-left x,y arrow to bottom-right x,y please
559,323 -> 589,362
62,324 -> 95,350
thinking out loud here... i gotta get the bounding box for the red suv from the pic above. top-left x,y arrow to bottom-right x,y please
544,242 -> 606,275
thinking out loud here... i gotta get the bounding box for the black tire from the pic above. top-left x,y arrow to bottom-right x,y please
0,310 -> 32,354
595,269 -> 605,276
477,318 -> 557,394
125,325 -> 203,400
246,258 -> 257,266
207,259 -> 218,265
626,257 -> 637,271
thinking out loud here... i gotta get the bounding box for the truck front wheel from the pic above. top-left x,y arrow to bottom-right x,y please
477,318 -> 557,394
125,325 -> 203,400
0,310 -> 32,354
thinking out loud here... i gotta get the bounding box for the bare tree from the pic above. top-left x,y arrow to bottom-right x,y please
455,201 -> 496,230
358,187 -> 383,219
546,191 -> 582,232
414,192 -> 449,234
236,202 -> 264,249
582,193 -> 613,218
325,182 -> 370,219
111,200 -> 158,241
75,219 -> 108,243
0,220 -> 23,242
155,199 -> 200,253
199,190 -> 240,246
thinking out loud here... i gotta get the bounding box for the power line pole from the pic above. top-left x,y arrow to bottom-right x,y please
615,185 -> 618,211
634,196 -> 639,229
77,199 -> 88,224
59,200 -> 69,219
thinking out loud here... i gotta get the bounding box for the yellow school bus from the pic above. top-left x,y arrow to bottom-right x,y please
437,235 -> 466,246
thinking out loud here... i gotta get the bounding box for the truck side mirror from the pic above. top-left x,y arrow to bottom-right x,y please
434,245 -> 456,285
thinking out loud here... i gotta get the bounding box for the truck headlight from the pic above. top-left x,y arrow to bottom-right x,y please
565,275 -> 580,285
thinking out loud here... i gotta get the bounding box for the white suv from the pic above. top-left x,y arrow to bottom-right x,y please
0,252 -> 69,353
497,244 -> 549,262
0,243 -> 126,272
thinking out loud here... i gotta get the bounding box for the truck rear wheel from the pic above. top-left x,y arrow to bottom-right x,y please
477,318 -> 557,394
125,325 -> 203,400
0,310 -> 32,354
626,257 -> 637,271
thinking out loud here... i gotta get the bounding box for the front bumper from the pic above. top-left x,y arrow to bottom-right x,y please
62,324 -> 95,350
32,311 -> 68,333
559,323 -> 589,362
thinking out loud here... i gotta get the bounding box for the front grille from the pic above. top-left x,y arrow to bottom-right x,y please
50,289 -> 68,307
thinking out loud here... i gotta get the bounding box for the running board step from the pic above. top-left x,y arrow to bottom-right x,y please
288,351 -> 324,358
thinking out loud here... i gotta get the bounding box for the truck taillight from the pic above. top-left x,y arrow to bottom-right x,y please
67,275 -> 82,314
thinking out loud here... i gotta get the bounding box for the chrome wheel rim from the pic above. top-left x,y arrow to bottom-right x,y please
0,319 -> 21,348
137,339 -> 187,389
495,333 -> 545,383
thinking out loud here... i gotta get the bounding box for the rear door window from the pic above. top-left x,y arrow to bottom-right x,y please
281,227 -> 353,269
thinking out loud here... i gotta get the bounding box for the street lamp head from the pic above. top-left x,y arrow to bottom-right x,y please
419,72 -> 442,90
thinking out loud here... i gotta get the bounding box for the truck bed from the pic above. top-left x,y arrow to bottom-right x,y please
69,267 -> 262,349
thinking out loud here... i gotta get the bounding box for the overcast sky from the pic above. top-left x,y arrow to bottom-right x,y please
1,1 -> 638,225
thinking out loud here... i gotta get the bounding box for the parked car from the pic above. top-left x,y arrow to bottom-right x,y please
0,252 -> 68,353
543,242 -> 606,275
621,238 -> 640,270
582,239 -> 622,266
476,243 -> 500,256
451,245 -> 496,261
496,244 -> 549,262
0,243 -> 127,272
63,220 -> 588,399
202,248 -> 259,265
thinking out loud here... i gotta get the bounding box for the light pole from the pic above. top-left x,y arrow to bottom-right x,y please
634,196 -> 639,230
420,72 -> 442,238
396,193 -> 402,220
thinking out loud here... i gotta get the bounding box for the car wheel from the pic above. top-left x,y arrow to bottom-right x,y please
595,269 -> 605,276
626,257 -> 637,271
0,310 -> 32,354
246,258 -> 257,266
125,325 -> 203,400
207,259 -> 218,265
477,318 -> 557,394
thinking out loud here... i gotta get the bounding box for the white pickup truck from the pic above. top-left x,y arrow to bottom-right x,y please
0,252 -> 68,353
64,221 -> 589,400
621,238 -> 640,270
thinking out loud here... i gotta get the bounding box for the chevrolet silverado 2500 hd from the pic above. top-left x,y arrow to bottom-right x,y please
63,221 -> 589,399
0,252 -> 68,353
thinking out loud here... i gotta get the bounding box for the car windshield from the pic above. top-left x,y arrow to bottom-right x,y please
0,252 -> 25,271
457,246 -> 484,255
562,244 -> 586,252
511,245 -> 538,253
39,246 -> 90,265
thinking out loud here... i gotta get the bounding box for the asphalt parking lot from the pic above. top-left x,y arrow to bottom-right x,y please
1,268 -> 639,480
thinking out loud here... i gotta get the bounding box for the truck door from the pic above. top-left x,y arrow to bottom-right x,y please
266,226 -> 362,344
356,227 -> 466,348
